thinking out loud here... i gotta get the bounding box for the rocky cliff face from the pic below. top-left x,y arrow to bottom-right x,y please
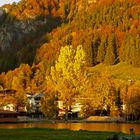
0,0 -> 84,72
0,0 -> 62,72
0,17 -> 47,51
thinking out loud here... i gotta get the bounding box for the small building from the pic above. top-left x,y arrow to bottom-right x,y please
0,110 -> 19,122
3,104 -> 15,111
0,89 -> 16,95
27,93 -> 44,113
0,89 -> 16,112
56,101 -> 82,118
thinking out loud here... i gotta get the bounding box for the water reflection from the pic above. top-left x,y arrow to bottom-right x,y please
0,122 -> 139,134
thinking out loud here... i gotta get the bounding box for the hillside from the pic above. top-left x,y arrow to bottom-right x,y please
0,0 -> 140,72
90,62 -> 140,80
0,0 -> 140,118
0,0 -> 62,72
0,0 -> 140,93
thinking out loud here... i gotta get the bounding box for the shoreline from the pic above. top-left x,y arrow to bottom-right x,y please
0,118 -> 140,135
0,118 -> 140,124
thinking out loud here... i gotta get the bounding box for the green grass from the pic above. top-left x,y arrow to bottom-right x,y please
0,128 -> 121,140
90,62 -> 140,80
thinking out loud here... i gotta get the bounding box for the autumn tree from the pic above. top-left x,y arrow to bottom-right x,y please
94,73 -> 117,116
41,91 -> 58,119
11,64 -> 32,112
48,45 -> 86,118
0,73 -> 6,89
80,73 -> 98,117
12,72 -> 27,112
81,72 -> 117,117
30,67 -> 46,94
126,81 -> 140,117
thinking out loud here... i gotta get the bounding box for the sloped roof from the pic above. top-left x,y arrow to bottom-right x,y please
28,93 -> 44,99
0,110 -> 19,114
0,89 -> 16,93
34,93 -> 44,99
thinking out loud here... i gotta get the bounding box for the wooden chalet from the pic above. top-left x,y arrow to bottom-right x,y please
0,89 -> 16,98
0,110 -> 19,122
0,89 -> 16,94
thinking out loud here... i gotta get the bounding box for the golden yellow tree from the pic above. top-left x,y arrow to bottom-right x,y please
48,45 -> 86,116
94,73 -> 116,116
81,72 -> 116,117
126,81 -> 140,117
11,72 -> 27,112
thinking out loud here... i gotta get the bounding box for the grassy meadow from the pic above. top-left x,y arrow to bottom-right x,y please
90,62 -> 140,80
0,128 -> 122,140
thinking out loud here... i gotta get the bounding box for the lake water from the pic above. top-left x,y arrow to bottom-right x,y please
0,122 -> 140,134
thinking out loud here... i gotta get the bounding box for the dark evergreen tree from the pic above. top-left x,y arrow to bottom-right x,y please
119,37 -> 126,62
97,36 -> 106,63
83,37 -> 94,66
124,35 -> 132,65
132,35 -> 140,67
62,0 -> 70,20
105,35 -> 116,65
115,88 -> 122,110
92,36 -> 100,65
67,0 -> 77,21
130,36 -> 136,67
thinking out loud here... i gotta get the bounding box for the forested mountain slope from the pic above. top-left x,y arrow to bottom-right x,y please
0,0 -> 62,72
35,0 -> 140,69
0,0 -> 140,72
0,0 -> 140,117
